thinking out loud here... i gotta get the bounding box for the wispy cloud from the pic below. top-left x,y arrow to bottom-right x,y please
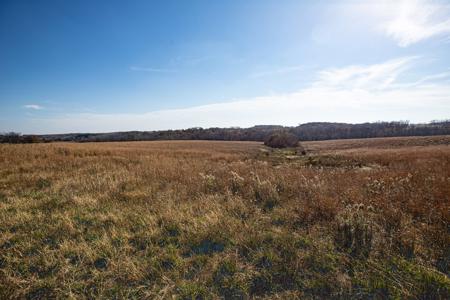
249,65 -> 304,79
315,56 -> 418,90
129,66 -> 177,73
380,0 -> 450,47
22,57 -> 450,134
23,104 -> 44,110
409,71 -> 450,86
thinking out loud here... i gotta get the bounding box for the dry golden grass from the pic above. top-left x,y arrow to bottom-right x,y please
0,137 -> 449,299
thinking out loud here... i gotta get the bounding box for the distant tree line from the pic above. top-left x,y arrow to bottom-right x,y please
290,121 -> 450,141
1,121 -> 449,144
0,132 -> 44,144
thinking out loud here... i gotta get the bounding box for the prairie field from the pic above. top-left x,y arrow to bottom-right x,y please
0,136 -> 449,299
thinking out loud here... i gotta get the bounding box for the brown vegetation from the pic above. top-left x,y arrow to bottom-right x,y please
264,131 -> 300,149
0,137 -> 449,298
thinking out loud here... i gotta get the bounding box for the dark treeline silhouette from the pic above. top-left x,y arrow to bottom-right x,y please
0,132 -> 45,144
1,121 -> 449,144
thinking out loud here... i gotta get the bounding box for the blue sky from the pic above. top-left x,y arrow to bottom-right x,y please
1,0 -> 450,134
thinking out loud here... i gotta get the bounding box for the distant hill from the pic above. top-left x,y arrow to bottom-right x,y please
1,121 -> 450,143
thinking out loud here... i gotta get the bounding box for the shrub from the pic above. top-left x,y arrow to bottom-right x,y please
264,131 -> 300,149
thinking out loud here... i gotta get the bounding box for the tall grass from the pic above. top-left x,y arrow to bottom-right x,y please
0,138 -> 449,299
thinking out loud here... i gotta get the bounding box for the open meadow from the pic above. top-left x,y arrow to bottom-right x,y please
0,136 -> 449,299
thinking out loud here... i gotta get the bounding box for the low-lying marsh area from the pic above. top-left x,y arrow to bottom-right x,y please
0,137 -> 449,299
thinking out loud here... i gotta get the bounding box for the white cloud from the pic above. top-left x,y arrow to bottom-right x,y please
315,56 -> 418,90
379,0 -> 450,47
23,104 -> 44,110
21,57 -> 450,134
408,71 -> 450,86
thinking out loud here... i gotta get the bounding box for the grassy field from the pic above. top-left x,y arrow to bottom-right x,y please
0,136 -> 449,299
